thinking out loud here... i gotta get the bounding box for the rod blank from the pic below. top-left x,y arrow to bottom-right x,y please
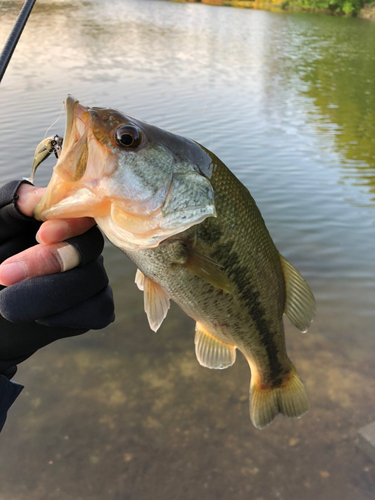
0,0 -> 37,83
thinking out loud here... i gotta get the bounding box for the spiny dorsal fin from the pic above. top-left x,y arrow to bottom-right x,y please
135,270 -> 170,332
181,247 -> 234,293
195,322 -> 236,369
280,255 -> 316,333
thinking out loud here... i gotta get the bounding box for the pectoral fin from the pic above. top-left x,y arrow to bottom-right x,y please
280,255 -> 316,333
181,247 -> 234,293
135,270 -> 170,332
195,322 -> 236,369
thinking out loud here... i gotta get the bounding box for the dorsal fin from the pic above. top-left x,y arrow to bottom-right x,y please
135,269 -> 170,332
280,255 -> 316,333
195,322 -> 236,369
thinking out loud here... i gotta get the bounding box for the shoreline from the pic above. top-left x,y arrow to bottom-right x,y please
358,2 -> 375,17
168,0 -> 375,19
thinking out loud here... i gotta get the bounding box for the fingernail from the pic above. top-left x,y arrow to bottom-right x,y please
36,220 -> 69,244
0,262 -> 27,285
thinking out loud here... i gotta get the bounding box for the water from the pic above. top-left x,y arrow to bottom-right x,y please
0,1 -> 374,498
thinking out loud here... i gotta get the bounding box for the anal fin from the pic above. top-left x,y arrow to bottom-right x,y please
195,322 -> 236,370
135,270 -> 170,332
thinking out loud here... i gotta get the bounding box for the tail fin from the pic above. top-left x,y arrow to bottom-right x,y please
250,365 -> 308,429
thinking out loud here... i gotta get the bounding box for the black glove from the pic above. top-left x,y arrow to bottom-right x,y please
0,180 -> 115,379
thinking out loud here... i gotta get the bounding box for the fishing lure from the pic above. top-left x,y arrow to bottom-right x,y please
30,135 -> 63,183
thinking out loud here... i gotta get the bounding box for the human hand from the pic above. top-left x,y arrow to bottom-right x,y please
0,180 -> 115,379
0,182 -> 97,285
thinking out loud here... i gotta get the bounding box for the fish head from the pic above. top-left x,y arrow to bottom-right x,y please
34,96 -> 216,250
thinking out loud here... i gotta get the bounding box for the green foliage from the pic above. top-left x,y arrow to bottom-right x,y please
286,0 -> 364,14
342,0 -> 355,12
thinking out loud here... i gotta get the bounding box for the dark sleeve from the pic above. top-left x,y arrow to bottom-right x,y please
0,374 -> 23,432
0,180 -> 29,432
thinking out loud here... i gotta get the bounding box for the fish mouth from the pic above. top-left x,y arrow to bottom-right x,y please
34,95 -> 106,220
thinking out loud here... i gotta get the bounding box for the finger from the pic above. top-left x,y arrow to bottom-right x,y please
16,184 -> 96,244
0,242 -> 81,286
0,225 -> 104,285
0,182 -> 41,242
0,258 -> 108,323
35,217 -> 96,245
16,184 -> 46,217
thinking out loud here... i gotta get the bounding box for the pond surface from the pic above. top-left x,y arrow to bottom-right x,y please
0,0 -> 374,499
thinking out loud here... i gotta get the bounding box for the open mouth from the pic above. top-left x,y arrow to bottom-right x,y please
33,95 -> 100,221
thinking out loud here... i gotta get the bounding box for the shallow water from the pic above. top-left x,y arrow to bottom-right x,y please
0,0 -> 374,498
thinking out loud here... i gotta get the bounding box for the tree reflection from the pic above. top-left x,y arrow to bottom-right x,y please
299,19 -> 375,202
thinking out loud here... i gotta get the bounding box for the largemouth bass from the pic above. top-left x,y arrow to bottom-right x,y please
34,96 -> 315,429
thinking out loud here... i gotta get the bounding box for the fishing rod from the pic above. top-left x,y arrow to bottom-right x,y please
0,0 -> 37,83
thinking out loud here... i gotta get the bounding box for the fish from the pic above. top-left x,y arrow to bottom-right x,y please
34,95 -> 315,429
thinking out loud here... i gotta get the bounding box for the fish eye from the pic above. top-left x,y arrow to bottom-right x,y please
115,126 -> 141,148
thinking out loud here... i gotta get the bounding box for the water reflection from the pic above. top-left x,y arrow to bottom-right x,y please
297,15 -> 375,203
